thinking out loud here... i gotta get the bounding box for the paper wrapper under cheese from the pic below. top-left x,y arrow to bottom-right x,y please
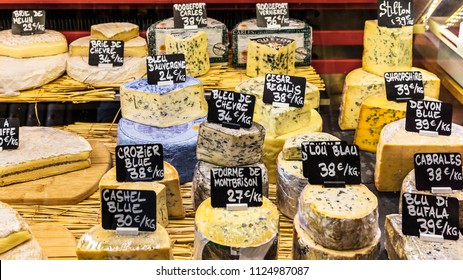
193,197 -> 279,260
292,214 -> 380,260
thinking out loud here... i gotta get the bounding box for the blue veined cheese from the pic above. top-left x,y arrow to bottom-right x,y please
196,121 -> 265,167
338,67 -> 440,130
293,213 -> 380,260
232,18 -> 312,67
256,103 -> 311,137
99,167 -> 169,227
246,36 -> 296,78
385,214 -> 463,260
193,197 -> 279,260
399,169 -> 463,227
282,132 -> 339,160
117,116 -> 205,184
165,31 -> 210,77
76,224 -> 173,260
147,17 -> 228,63
119,77 -> 208,127
191,160 -> 269,211
362,20 -> 413,76
298,184 -> 380,250
263,109 -> 322,184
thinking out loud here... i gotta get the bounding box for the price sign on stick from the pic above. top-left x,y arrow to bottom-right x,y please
173,2 -> 207,29
147,54 -> 187,85
384,71 -> 424,102
256,2 -> 289,28
263,74 -> 306,108
115,144 -> 164,182
11,10 -> 45,35
207,90 -> 255,129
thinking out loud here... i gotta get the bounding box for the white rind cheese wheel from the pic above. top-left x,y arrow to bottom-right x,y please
90,22 -> 139,41
0,29 -> 67,58
293,214 -> 380,260
70,36 -> 147,57
298,184 -> 379,250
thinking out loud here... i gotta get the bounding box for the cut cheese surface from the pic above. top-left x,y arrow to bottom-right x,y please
120,77 -> 208,127
298,184 -> 379,250
375,119 -> 463,192
70,36 -> 147,57
90,22 -> 139,41
0,29 -> 67,58
0,230 -> 31,255
158,161 -> 184,219
282,132 -> 339,160
76,224 -> 172,260
99,167 -> 169,227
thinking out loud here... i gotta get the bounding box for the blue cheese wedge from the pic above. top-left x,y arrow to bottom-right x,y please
282,132 -> 339,160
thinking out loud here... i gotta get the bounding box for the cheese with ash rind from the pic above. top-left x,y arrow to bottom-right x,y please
90,22 -> 139,41
293,213 -> 380,260
0,29 -> 67,58
385,214 -> 463,260
191,160 -> 269,210
196,121 -> 265,167
76,224 -> 172,260
375,119 -> 463,192
70,36 -> 147,57
193,197 -> 279,260
282,132 -> 339,160
119,77 -> 208,128
298,184 -> 380,250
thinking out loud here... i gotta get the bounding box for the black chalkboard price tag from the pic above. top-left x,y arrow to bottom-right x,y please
11,10 -> 45,35
405,100 -> 453,136
377,0 -> 413,27
210,167 -> 263,208
256,2 -> 290,28
414,153 -> 463,191
301,141 -> 361,186
115,144 -> 164,182
173,2 -> 207,29
384,71 -> 424,102
263,74 -> 306,108
101,188 -> 157,232
0,118 -> 19,150
402,193 -> 459,240
147,54 -> 187,86
88,40 -> 124,67
207,90 -> 255,129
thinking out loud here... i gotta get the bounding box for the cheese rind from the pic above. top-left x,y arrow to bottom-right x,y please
362,20 -> 413,76
90,22 -> 139,41
191,160 -> 269,210
0,29 -> 67,58
282,132 -> 339,160
385,214 -> 463,260
160,162 -> 184,219
99,167 -> 169,227
293,214 -> 380,260
120,77 -> 208,127
298,184 -> 379,250
375,119 -> 463,192
70,36 -> 148,57
196,121 -> 265,167
76,224 -> 172,260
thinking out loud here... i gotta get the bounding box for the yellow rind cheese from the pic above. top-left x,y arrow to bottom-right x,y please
0,230 -> 31,255
0,29 -> 67,58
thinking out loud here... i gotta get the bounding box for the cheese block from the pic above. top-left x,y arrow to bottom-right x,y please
196,121 -> 265,167
159,161 -> 184,219
232,18 -> 312,67
235,75 -> 320,110
147,17 -> 228,63
362,20 -> 413,76
193,197 -> 279,260
0,127 -> 92,186
246,36 -> 296,78
76,224 -> 172,260
293,214 -> 380,260
165,31 -> 210,77
69,36 -> 147,57
117,116 -> 205,184
282,132 -> 339,160
255,103 -> 312,137
66,56 -> 146,86
338,67 -> 440,130
0,202 -> 45,260
385,214 -> 463,260
90,22 -> 139,41
400,169 -> 463,227
191,160 -> 269,210
263,109 -> 323,183
0,53 -> 67,95
298,184 -> 380,250
120,77 -> 208,127
99,167 -> 169,227
375,119 -> 463,192
0,29 -> 67,58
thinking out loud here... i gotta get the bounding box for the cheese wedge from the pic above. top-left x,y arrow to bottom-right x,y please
90,22 -> 139,41
282,132 -> 339,160
0,29 -> 67,58
69,36 -> 147,57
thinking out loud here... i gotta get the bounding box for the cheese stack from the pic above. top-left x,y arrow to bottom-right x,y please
0,29 -> 68,95
276,132 -> 340,219
191,121 -> 267,210
293,184 -> 381,260
67,22 -> 146,86
194,197 -> 279,260
236,77 -> 322,183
